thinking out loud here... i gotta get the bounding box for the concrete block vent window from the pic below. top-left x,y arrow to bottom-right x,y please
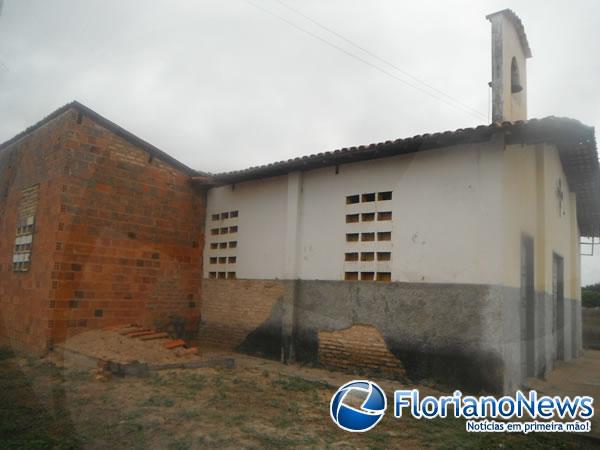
344,191 -> 393,281
208,210 -> 238,280
12,184 -> 40,272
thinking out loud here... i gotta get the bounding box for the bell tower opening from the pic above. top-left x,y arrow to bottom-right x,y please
511,57 -> 523,93
486,9 -> 532,123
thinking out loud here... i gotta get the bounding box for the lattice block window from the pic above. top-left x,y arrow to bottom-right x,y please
13,185 -> 39,272
14,217 -> 35,272
206,209 -> 239,279
344,190 -> 393,282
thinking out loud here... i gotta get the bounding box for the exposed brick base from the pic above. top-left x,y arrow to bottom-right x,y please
318,324 -> 405,376
199,279 -> 284,349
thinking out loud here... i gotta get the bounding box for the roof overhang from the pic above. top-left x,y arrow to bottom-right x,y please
205,117 -> 600,237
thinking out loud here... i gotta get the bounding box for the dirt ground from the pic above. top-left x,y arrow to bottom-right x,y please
56,329 -> 202,365
0,347 -> 598,449
528,350 -> 600,440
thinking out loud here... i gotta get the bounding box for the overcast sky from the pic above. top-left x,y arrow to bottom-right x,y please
1,0 -> 599,284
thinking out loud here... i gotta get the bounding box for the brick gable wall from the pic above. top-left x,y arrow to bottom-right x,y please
48,110 -> 205,345
0,108 -> 206,353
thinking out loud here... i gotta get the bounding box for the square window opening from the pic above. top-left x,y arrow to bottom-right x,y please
346,214 -> 359,224
377,252 -> 391,261
361,232 -> 375,242
345,252 -> 359,262
346,195 -> 360,205
377,272 -> 391,282
361,252 -> 375,261
346,233 -> 359,242
362,193 -> 376,202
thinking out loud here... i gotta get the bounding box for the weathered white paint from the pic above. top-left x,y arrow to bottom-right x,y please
204,137 -> 581,293
204,175 -> 288,279
488,10 -> 529,122
284,171 -> 302,279
205,140 -> 510,285
502,142 -> 580,298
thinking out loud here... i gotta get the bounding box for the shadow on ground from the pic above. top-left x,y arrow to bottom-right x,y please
0,347 -> 81,449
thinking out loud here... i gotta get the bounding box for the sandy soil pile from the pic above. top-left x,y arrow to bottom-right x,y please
58,328 -> 200,364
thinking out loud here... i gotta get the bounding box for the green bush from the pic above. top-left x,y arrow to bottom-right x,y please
582,283 -> 600,308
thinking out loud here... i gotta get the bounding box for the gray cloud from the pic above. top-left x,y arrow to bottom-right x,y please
1,0 -> 599,282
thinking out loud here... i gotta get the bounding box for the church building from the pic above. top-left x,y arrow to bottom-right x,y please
0,9 -> 597,394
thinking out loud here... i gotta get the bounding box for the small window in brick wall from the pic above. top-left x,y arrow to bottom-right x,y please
13,185 -> 40,272
13,218 -> 34,271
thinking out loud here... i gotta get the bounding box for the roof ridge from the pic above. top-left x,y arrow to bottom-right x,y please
0,101 -> 205,177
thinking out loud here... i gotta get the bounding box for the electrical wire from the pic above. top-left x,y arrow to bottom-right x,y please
244,0 -> 487,121
273,0 -> 487,120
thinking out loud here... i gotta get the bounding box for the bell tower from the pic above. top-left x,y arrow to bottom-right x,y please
486,9 -> 532,123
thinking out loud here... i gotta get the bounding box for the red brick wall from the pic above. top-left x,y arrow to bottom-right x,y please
0,113 -> 70,353
49,110 -> 205,345
0,107 -> 206,352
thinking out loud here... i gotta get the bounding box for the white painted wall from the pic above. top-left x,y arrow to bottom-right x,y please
204,175 -> 288,279
502,143 -> 580,298
205,139 -> 511,285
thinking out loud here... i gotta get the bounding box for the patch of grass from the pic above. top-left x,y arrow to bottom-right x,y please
365,431 -> 391,443
124,409 -> 144,421
178,408 -> 200,420
271,374 -> 327,392
145,373 -> 171,387
179,372 -> 206,391
139,395 -> 175,408
198,434 -> 236,447
64,369 -> 90,383
168,438 -> 192,450
209,374 -> 232,406
0,356 -> 82,449
271,416 -> 293,428
0,352 -> 597,449
286,401 -> 300,415
30,361 -> 63,379
0,346 -> 14,361
242,426 -> 303,448
224,414 -> 247,427
119,421 -> 144,434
